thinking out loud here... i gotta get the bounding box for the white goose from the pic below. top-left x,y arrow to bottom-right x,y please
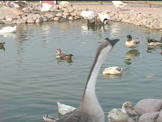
43,38 -> 119,122
0,25 -> 17,33
57,102 -> 76,116
102,66 -> 123,75
112,1 -> 127,11
108,101 -> 136,122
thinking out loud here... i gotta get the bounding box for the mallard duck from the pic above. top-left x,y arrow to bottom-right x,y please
43,38 -> 119,122
125,35 -> 140,49
56,49 -> 73,60
112,1 -> 127,11
102,66 -> 123,75
108,101 -> 136,122
147,37 -> 162,46
57,102 -> 76,116
0,25 -> 17,33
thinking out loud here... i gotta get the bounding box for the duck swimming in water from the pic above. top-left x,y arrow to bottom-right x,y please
0,25 -> 17,33
43,38 -> 119,122
125,35 -> 140,49
147,37 -> 162,46
102,66 -> 123,75
56,49 -> 73,60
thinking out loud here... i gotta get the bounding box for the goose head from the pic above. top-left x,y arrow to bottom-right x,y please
122,101 -> 135,113
56,49 -> 61,54
126,35 -> 132,41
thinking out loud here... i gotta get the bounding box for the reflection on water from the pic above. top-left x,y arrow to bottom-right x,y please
1,20 -> 162,122
125,49 -> 140,61
56,58 -> 73,64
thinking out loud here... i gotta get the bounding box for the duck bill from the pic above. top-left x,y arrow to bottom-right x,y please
128,106 -> 135,112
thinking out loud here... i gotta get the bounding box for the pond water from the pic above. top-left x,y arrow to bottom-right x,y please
1,20 -> 162,122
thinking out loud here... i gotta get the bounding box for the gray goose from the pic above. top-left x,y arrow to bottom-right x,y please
43,38 -> 119,122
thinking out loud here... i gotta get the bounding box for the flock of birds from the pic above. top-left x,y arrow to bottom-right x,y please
0,2 -> 162,121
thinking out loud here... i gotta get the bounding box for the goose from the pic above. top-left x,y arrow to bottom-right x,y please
43,38 -> 119,122
112,1 -> 127,11
147,37 -> 162,46
57,102 -> 76,116
108,101 -> 136,122
56,49 -> 73,60
0,25 -> 17,33
102,66 -> 123,75
125,35 -> 140,49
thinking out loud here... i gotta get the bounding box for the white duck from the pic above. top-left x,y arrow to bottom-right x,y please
0,25 -> 17,33
57,102 -> 76,116
108,101 -> 136,122
112,1 -> 127,11
102,66 -> 123,75
43,38 -> 119,122
125,35 -> 140,49
81,10 -> 96,20
98,12 -> 111,24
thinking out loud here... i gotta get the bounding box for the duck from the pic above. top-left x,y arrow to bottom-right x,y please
112,1 -> 127,11
102,66 -> 123,75
0,25 -> 17,33
147,37 -> 162,46
125,35 -> 140,49
97,12 -> 111,24
108,101 -> 136,122
43,38 -> 119,122
0,42 -> 5,47
56,49 -> 73,60
57,102 -> 76,116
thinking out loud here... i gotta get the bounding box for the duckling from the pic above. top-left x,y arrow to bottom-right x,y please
125,35 -> 140,49
102,66 -> 123,75
56,49 -> 73,60
147,37 -> 162,46
112,1 -> 127,11
57,102 -> 76,116
108,101 -> 136,122
0,25 -> 17,33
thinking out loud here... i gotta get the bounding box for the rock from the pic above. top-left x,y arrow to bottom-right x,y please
53,17 -> 60,21
44,13 -> 55,19
139,112 -> 159,122
134,99 -> 162,116
27,17 -> 35,23
157,109 -> 162,122
59,1 -> 72,8
35,17 -> 43,23
68,16 -> 73,20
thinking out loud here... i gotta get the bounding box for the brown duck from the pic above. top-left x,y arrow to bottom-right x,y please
56,49 -> 73,60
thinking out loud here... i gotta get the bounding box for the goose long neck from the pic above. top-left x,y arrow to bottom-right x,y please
122,105 -> 127,113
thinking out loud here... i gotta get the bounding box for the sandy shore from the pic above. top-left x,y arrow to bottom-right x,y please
72,2 -> 162,18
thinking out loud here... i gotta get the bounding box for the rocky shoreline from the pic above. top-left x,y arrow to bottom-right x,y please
1,1 -> 162,31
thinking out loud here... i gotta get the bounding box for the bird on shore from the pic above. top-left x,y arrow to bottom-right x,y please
112,1 -> 127,11
43,38 -> 119,122
147,37 -> 162,46
98,12 -> 111,24
108,101 -> 136,122
102,66 -> 123,75
56,49 -> 73,60
0,25 -> 17,33
125,35 -> 140,49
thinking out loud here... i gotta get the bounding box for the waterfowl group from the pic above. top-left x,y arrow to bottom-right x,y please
125,35 -> 140,49
108,101 -> 135,122
112,1 -> 127,11
43,38 -> 119,122
102,66 -> 123,75
81,11 -> 111,25
0,25 -> 17,33
56,49 -> 73,60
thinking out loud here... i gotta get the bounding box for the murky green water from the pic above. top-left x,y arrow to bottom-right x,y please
1,20 -> 162,122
